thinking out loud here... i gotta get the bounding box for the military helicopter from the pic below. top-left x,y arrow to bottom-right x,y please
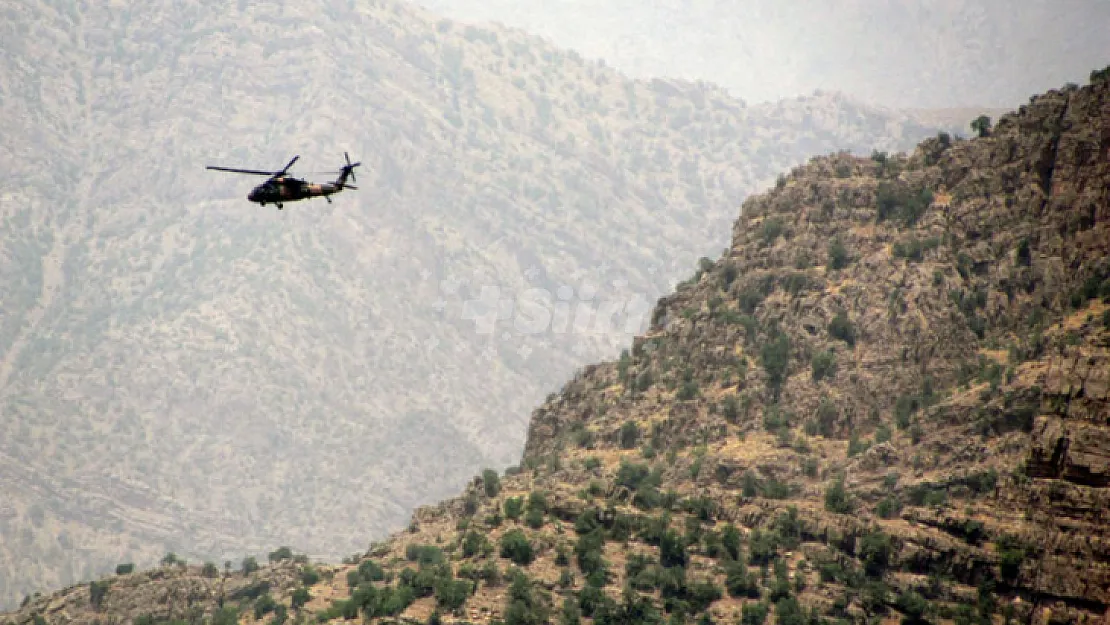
206,152 -> 360,209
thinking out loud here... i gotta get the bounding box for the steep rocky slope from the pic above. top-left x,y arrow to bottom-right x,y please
7,69 -> 1108,625
0,0 -> 971,608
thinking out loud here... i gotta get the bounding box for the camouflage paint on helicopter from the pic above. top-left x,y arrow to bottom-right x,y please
207,153 -> 361,209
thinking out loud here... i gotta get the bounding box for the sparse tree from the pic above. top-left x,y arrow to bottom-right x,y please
290,587 -> 311,610
268,546 -> 294,562
760,331 -> 791,400
89,580 -> 110,609
827,237 -> 849,270
824,476 -> 853,514
970,115 -> 992,138
500,529 -> 534,565
482,468 -> 501,497
619,421 -> 640,449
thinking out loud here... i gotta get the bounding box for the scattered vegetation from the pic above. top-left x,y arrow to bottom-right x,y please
13,71 -> 1110,625
875,180 -> 933,226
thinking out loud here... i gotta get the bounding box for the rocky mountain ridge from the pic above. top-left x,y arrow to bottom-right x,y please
410,0 -> 1110,109
6,68 -> 1108,625
0,0 -> 972,608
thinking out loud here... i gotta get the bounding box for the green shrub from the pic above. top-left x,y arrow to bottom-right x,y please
760,331 -> 791,399
575,530 -> 606,576
268,546 -> 294,562
525,507 -> 545,529
1016,238 -> 1031,266
824,477 -> 852,514
997,535 -> 1025,582
738,286 -> 765,314
357,559 -> 384,582
898,590 -> 929,625
499,530 -> 534,565
876,180 -> 932,226
802,457 -> 818,478
816,398 -> 839,438
462,531 -> 490,558
894,395 -> 919,429
619,421 -> 640,449
435,577 -> 472,611
811,350 -> 837,382
847,433 -> 869,457
828,310 -> 856,346
290,588 -> 311,610
748,529 -> 776,565
504,496 -> 524,520
741,600 -> 769,625
405,544 -> 445,566
760,217 -> 785,245
893,235 -> 941,263
970,115 -> 992,138
725,561 -> 759,598
827,237 -> 849,270
253,594 -> 277,619
482,469 -> 502,497
722,395 -> 740,423
875,497 -> 901,519
659,529 -> 688,568
89,580 -> 110,609
210,607 -> 239,625
966,469 -> 998,495
859,529 -> 893,577
676,380 -> 699,400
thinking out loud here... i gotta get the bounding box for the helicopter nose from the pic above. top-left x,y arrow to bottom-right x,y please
247,189 -> 259,202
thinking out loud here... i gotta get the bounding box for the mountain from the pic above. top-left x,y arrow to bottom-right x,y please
6,68 -> 1108,625
410,0 -> 1109,109
0,0 -> 976,610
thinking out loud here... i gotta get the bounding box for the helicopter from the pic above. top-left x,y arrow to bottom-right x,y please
206,152 -> 361,209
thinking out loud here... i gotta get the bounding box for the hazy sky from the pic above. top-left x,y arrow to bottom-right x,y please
410,0 -> 1110,109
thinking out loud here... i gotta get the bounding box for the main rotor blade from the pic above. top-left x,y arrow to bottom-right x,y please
278,155 -> 300,175
207,166 -> 278,176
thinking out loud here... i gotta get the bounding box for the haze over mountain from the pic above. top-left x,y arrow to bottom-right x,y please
410,0 -> 1110,109
0,0 -> 980,610
5,69 -> 1108,625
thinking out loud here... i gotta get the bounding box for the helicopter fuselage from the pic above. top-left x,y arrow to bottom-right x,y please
247,177 -> 344,208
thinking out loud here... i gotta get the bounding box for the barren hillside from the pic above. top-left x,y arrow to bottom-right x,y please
7,69 -> 1108,625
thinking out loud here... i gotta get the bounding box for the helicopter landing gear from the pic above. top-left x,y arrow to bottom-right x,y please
325,196 -> 332,204
276,203 -> 284,210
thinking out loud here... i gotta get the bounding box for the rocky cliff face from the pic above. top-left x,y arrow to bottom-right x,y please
519,72 -> 1110,623
5,71 -> 1109,625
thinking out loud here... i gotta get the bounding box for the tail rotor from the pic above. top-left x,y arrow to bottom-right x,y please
337,151 -> 361,189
